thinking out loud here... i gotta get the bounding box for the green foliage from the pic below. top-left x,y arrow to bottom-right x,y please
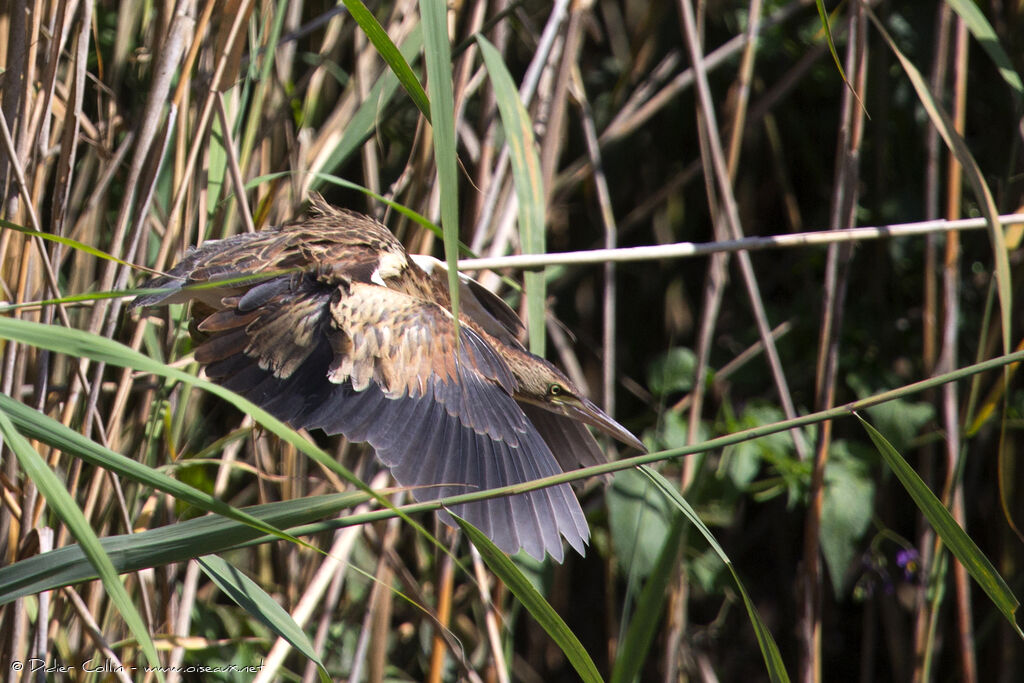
607,469 -> 675,579
721,402 -> 806,507
647,347 -> 698,397
819,441 -> 876,598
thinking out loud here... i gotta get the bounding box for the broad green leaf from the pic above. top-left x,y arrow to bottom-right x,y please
455,515 -> 604,683
647,347 -> 697,397
819,443 -> 875,598
0,410 -> 164,679
477,35 -> 547,354
654,410 -> 692,451
607,468 -> 674,579
727,403 -> 802,504
858,415 -> 1023,638
198,555 -> 328,681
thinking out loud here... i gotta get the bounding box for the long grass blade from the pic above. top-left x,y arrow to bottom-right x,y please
812,0 -> 861,109
0,217 -> 142,270
0,393 -> 307,547
640,465 -> 791,683
0,494 -> 367,605
0,409 -> 165,680
419,0 -> 461,321
344,0 -> 430,120
869,9 -> 1012,356
198,555 -> 329,681
455,515 -> 604,683
477,35 -> 547,355
945,0 -> 1023,103
857,415 -> 1023,638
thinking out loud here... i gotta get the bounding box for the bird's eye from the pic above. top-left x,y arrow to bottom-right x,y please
547,383 -> 565,397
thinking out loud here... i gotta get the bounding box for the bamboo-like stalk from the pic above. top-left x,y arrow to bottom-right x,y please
457,214 -> 1024,270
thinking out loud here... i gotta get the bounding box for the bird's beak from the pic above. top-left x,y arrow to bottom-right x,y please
563,397 -> 647,453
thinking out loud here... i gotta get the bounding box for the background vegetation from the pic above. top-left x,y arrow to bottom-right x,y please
0,0 -> 1023,681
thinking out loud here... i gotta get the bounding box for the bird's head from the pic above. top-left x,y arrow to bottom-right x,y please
509,352 -> 646,452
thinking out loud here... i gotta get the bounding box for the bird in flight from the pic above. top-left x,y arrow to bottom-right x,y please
134,196 -> 645,561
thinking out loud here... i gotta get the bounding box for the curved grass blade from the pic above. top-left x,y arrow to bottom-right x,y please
198,555 -> 328,681
0,494 -> 367,605
344,0 -> 429,120
0,287 -> 151,312
857,415 -> 1023,638
0,409 -> 164,679
869,9 -> 1011,356
0,217 -> 146,271
476,35 -> 547,355
946,0 -> 1023,103
454,514 -> 604,683
640,465 -> 790,682
610,512 -> 685,683
812,0 -> 863,111
0,393 -> 307,547
311,26 -> 424,184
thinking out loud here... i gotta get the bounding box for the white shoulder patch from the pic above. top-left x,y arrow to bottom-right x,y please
410,253 -> 479,287
373,250 -> 409,286
409,253 -> 444,274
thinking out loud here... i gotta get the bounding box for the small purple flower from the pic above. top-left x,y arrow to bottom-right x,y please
896,548 -> 920,581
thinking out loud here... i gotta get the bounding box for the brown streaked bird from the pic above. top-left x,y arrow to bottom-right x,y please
133,195 -> 645,561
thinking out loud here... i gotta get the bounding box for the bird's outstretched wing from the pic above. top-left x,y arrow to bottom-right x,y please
142,263 -> 589,560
